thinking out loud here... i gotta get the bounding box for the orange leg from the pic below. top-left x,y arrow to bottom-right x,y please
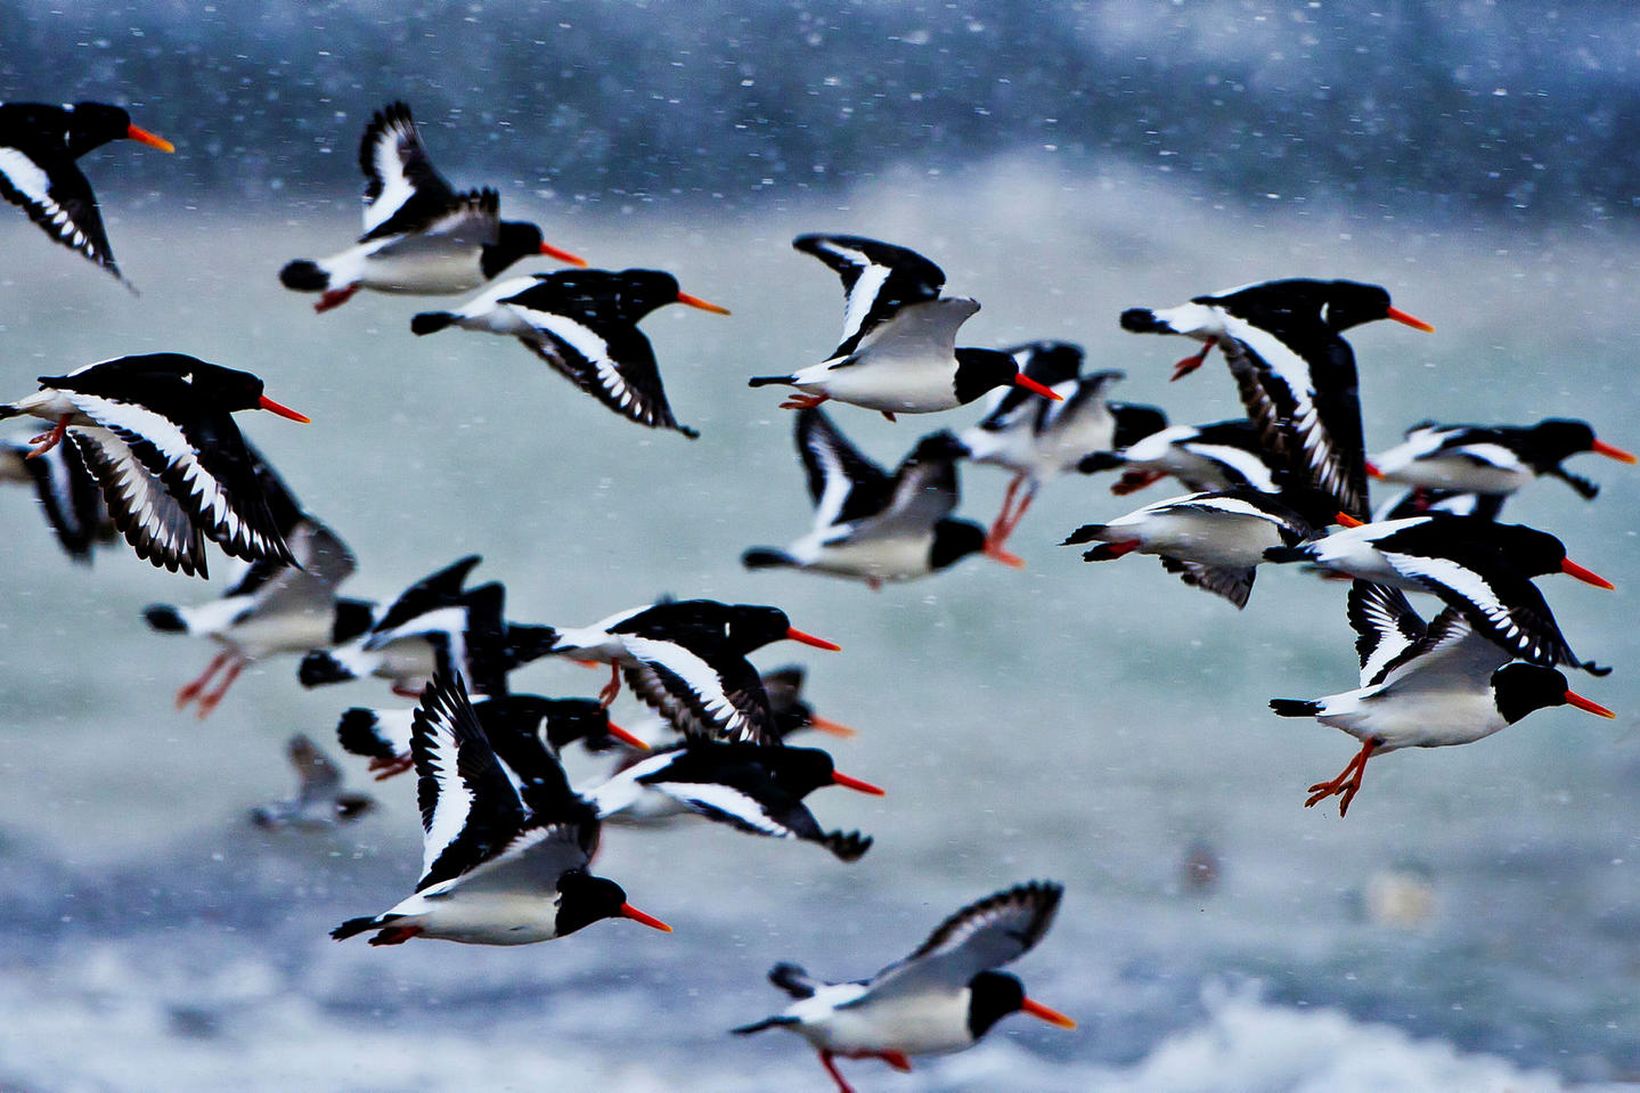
779,393 -> 830,411
25,415 -> 72,459
1111,468 -> 1167,496
599,664 -> 622,707
989,477 -> 1038,553
195,657 -> 245,718
392,682 -> 424,699
1171,336 -> 1218,381
817,1050 -> 854,1093
988,475 -> 1025,546
368,925 -> 423,946
175,651 -> 231,709
876,1051 -> 912,1072
314,283 -> 361,313
1306,738 -> 1377,816
370,753 -> 414,781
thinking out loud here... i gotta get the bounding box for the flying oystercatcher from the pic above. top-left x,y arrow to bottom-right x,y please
1370,418 -> 1635,501
0,434 -> 113,561
1081,417 -> 1281,499
249,734 -> 375,830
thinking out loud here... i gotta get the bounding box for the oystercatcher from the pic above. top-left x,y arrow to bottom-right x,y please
743,409 -> 1017,588
732,880 -> 1074,1092
544,598 -> 840,710
330,674 -> 671,946
1264,515 -> 1613,673
0,353 -> 311,577
0,434 -> 112,561
337,693 -> 650,782
1271,582 -> 1616,816
1375,487 -> 1506,523
1121,278 -> 1434,520
0,101 -> 173,285
749,233 -> 1061,417
410,268 -> 729,437
585,741 -> 881,860
1063,488 -> 1317,608
280,101 -> 584,312
1370,418 -> 1636,501
1082,418 -> 1281,499
958,342 -> 1128,551
597,664 -> 859,757
249,734 -> 375,830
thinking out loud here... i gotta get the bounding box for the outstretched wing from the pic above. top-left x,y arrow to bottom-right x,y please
68,428 -> 209,576
289,733 -> 344,801
795,408 -> 893,529
1346,581 -> 1428,687
0,148 -> 121,281
358,101 -> 459,241
793,234 -> 946,358
619,635 -> 775,745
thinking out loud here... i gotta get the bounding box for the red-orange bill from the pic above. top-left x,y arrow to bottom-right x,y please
1364,461 -> 1384,479
1591,438 -> 1638,464
677,291 -> 731,316
1561,558 -> 1614,590
1334,511 -> 1364,528
258,394 -> 311,423
806,714 -> 858,739
1565,690 -> 1616,719
830,770 -> 885,796
1013,373 -> 1063,401
620,902 -> 673,932
126,124 -> 175,153
785,626 -> 842,652
1020,997 -> 1077,1029
604,720 -> 651,751
539,241 -> 588,267
1385,306 -> 1435,333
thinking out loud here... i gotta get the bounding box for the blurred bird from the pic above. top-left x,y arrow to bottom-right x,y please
732,880 -> 1075,1092
0,434 -> 113,561
0,100 -> 173,286
279,101 -> 584,312
409,267 -> 729,437
749,234 -> 1061,417
249,734 -> 375,830
1081,418 -> 1280,499
1370,418 -> 1635,501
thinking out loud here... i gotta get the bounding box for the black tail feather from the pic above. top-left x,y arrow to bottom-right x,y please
742,548 -> 798,570
336,708 -> 395,761
329,915 -> 381,941
769,962 -> 818,999
820,830 -> 873,862
142,604 -> 186,633
1262,545 -> 1312,564
279,259 -> 328,292
730,1015 -> 800,1036
410,311 -> 456,336
1269,698 -> 1322,717
747,375 -> 793,388
1061,524 -> 1106,546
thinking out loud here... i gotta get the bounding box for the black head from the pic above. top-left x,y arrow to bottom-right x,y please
504,623 -> 561,667
907,429 -> 970,465
1109,402 -> 1169,449
330,598 -> 377,644
764,745 -> 840,796
334,793 -> 375,821
553,870 -> 632,937
1008,341 -> 1085,388
1524,419 -> 1598,465
482,221 -> 547,279
523,268 -> 689,325
1491,663 -> 1574,724
722,605 -> 796,653
180,361 -> 273,412
966,971 -> 1027,1039
1480,523 -> 1568,578
952,348 -> 1023,405
930,519 -> 988,571
538,698 -> 621,752
65,102 -> 133,156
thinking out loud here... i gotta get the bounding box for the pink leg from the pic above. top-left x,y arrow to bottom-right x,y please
876,1051 -> 913,1073
314,283 -> 361,313
195,657 -> 245,718
1171,336 -> 1218,381
176,651 -> 232,709
599,664 -> 622,707
370,753 -> 414,781
1306,738 -> 1377,816
991,478 -> 1038,551
25,415 -> 72,459
817,1051 -> 854,1093
988,475 -> 1025,545
779,393 -> 830,411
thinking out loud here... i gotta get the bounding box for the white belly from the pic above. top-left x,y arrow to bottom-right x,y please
328,238 -> 487,295
1110,512 -> 1286,569
387,887 -> 563,945
1319,687 -> 1506,750
1380,455 -> 1526,495
797,355 -> 960,413
797,989 -> 972,1056
793,529 -> 936,582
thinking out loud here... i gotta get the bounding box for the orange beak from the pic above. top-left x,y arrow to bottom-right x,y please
1020,997 -> 1077,1029
1334,511 -> 1365,528
1565,690 -> 1616,719
1591,438 -> 1638,464
603,720 -> 651,751
785,627 -> 842,652
806,714 -> 858,739
1365,461 -> 1384,479
1561,557 -> 1614,590
539,241 -> 588,267
126,124 -> 175,153
830,770 -> 886,796
1385,306 -> 1435,333
676,291 -> 731,316
1013,373 -> 1063,401
619,902 -> 673,932
257,394 -> 311,423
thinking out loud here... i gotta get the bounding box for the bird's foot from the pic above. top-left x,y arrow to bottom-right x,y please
314,283 -> 361,313
193,659 -> 244,719
598,664 -> 622,707
1111,469 -> 1167,496
817,1050 -> 855,1093
24,416 -> 71,459
779,394 -> 829,411
876,1051 -> 913,1073
1170,337 -> 1217,381
880,411 -> 897,422
1305,740 -> 1375,816
370,753 -> 414,781
367,925 -> 423,946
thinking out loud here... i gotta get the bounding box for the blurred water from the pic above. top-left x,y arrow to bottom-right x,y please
1,162 -> 1636,1090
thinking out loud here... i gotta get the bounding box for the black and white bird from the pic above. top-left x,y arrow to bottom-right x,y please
607,664 -> 859,754
409,268 -> 730,437
337,692 -> 651,782
0,353 -> 312,577
1374,487 -> 1506,524
1265,514 -> 1612,673
0,434 -> 112,561
1120,278 -> 1435,520
249,734 -> 375,830
298,555 -> 558,698
743,409 -> 1017,589
957,341 -> 1128,551
1063,488 -> 1317,608
1271,582 -> 1616,816
732,880 -> 1075,1092
330,674 -> 671,946
584,741 -> 882,860
749,234 -> 1061,418
0,101 -> 173,285
1082,418 -> 1282,499
280,101 -> 585,312
543,598 -> 841,716
144,470 -> 373,716
1369,418 -> 1636,501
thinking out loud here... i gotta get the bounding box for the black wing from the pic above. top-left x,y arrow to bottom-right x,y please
0,144 -> 122,281
357,101 -> 460,242
373,555 -> 483,634
793,234 -> 946,358
795,408 -> 893,528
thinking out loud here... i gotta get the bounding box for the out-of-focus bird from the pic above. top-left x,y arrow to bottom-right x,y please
249,734 -> 375,830
0,434 -> 113,561
1370,418 -> 1635,501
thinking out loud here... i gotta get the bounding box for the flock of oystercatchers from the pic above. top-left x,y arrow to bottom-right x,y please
1,97 -> 1631,1090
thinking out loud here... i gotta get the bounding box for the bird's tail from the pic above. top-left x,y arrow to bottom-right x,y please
747,375 -> 794,388
0,403 -> 19,421
742,548 -> 798,571
820,830 -> 873,862
1262,545 -> 1312,564
142,604 -> 187,634
1119,307 -> 1172,334
410,311 -> 456,336
1269,698 -> 1323,718
329,915 -> 382,941
279,259 -> 329,292
768,962 -> 820,999
730,1015 -> 800,1036
336,708 -> 395,762
299,649 -> 359,688
1060,524 -> 1106,546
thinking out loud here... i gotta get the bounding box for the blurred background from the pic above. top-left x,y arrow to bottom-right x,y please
1,2 -> 1636,1090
